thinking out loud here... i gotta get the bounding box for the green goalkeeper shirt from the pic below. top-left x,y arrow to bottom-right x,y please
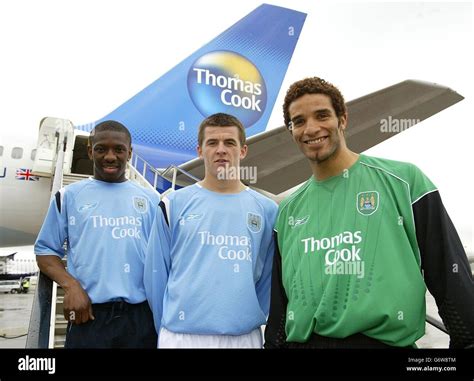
274,154 -> 438,346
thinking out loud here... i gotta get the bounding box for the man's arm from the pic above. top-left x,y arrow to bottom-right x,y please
264,232 -> 289,348
35,190 -> 93,324
255,230 -> 275,317
144,200 -> 172,336
36,255 -> 94,324
413,190 -> 474,348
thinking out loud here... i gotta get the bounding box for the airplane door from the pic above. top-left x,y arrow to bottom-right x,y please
32,117 -> 74,176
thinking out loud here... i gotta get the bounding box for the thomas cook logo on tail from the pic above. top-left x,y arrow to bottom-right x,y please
357,191 -> 379,216
187,51 -> 267,127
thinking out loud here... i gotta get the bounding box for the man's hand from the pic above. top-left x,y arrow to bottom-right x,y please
36,255 -> 95,324
63,280 -> 95,324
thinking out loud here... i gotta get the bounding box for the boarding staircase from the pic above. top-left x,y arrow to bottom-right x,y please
62,174 -> 89,187
51,281 -> 67,348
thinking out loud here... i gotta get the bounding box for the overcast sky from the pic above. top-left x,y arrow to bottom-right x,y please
0,0 -> 472,246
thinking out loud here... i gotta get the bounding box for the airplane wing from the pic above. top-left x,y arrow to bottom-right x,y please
0,252 -> 16,258
164,80 -> 464,194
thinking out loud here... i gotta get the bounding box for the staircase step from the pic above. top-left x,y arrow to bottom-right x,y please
54,335 -> 66,348
62,174 -> 89,186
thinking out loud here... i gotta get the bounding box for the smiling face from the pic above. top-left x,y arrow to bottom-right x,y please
87,130 -> 132,183
288,93 -> 347,164
197,125 -> 248,181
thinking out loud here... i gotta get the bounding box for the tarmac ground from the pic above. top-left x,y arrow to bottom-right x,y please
0,282 -> 449,348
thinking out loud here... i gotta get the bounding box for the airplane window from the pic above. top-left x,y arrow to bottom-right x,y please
11,147 -> 23,159
31,149 -> 37,160
0,146 -> 3,156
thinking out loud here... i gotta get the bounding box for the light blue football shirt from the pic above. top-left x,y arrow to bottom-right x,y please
35,178 -> 160,304
144,184 -> 278,336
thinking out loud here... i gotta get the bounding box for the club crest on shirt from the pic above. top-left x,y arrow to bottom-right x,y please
133,196 -> 148,214
357,191 -> 379,216
78,202 -> 98,213
247,212 -> 262,233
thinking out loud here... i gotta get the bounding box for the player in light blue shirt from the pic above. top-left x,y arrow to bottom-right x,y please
145,113 -> 278,348
35,121 -> 159,348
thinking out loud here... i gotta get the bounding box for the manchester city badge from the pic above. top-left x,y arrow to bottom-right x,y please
133,196 -> 148,213
247,212 -> 262,233
357,191 -> 379,216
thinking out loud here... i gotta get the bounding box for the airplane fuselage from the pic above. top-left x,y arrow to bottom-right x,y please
0,247 -> 39,280
0,140 -> 50,246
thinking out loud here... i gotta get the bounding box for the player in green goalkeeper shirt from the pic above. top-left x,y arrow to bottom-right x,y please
264,77 -> 474,348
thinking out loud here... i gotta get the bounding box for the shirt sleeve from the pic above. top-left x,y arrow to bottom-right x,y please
255,202 -> 278,316
264,232 -> 289,348
413,190 -> 474,348
255,229 -> 275,317
144,200 -> 172,336
34,189 -> 68,258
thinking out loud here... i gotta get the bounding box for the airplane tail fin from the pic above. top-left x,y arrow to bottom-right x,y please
76,4 -> 306,168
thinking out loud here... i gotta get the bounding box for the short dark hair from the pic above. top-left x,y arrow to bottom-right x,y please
89,120 -> 132,146
198,113 -> 246,147
283,77 -> 347,128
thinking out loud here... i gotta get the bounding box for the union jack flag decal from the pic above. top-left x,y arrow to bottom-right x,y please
16,168 -> 39,181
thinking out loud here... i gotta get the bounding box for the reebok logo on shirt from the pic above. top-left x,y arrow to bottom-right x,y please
288,215 -> 310,228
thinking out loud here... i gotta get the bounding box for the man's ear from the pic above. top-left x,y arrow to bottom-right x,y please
240,144 -> 248,160
197,145 -> 203,159
339,113 -> 348,131
87,144 -> 93,160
